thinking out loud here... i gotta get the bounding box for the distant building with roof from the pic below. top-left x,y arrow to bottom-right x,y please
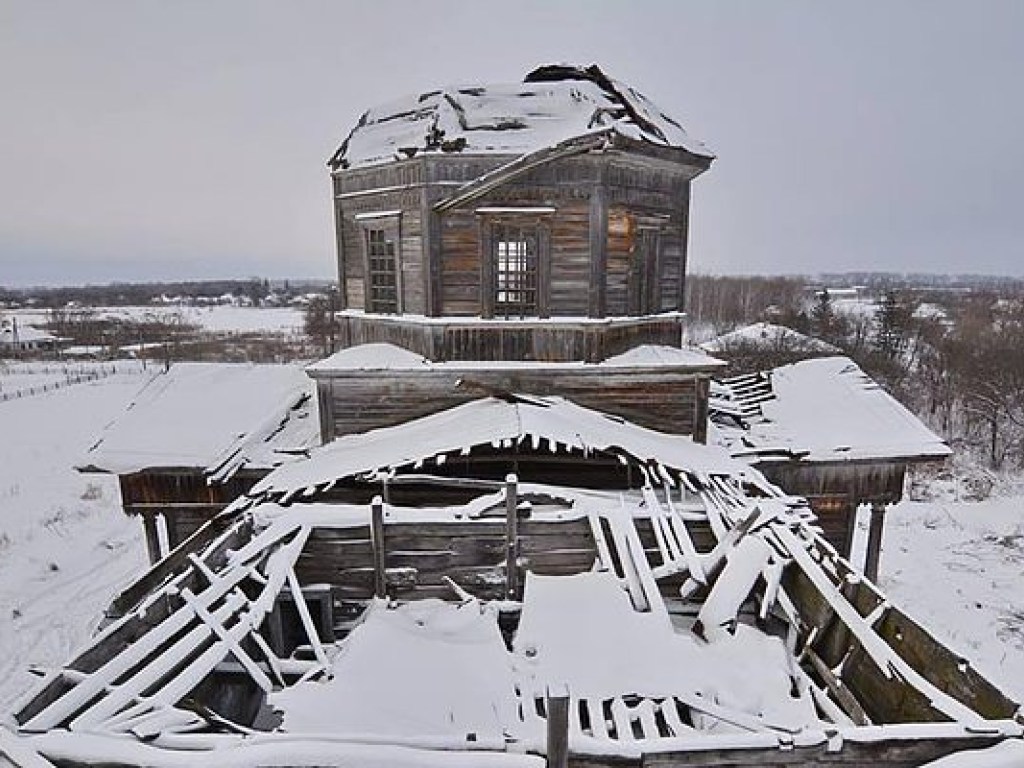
0,315 -> 58,353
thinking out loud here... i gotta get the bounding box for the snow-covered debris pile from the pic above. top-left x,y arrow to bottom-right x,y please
700,322 -> 838,355
329,63 -> 713,170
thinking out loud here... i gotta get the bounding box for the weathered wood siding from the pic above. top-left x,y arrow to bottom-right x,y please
315,367 -> 709,441
335,313 -> 684,363
334,160 -> 427,314
295,516 -> 596,603
439,209 -> 481,314
758,461 -> 908,507
327,152 -> 696,321
548,200 -> 591,316
118,470 -> 262,552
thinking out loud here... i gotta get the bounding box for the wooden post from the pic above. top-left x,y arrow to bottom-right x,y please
546,683 -> 570,768
864,502 -> 887,583
371,495 -> 386,599
141,515 -> 162,565
588,183 -> 608,319
505,473 -> 519,600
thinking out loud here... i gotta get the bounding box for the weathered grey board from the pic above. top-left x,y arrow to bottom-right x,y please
315,366 -> 709,441
335,313 -> 685,363
334,148 -> 697,321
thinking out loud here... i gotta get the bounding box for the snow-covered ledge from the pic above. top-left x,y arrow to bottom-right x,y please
332,311 -> 703,364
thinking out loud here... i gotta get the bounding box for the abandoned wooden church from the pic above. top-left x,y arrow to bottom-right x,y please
5,64 -> 1021,768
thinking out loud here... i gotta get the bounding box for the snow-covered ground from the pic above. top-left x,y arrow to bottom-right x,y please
0,364 -> 152,711
8,305 -> 306,334
880,497 -> 1024,701
0,362 -> 1022,718
0,361 -> 124,400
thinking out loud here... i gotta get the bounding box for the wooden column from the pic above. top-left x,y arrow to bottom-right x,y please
692,376 -> 710,444
317,380 -> 335,444
333,196 -> 348,310
588,184 -> 608,318
371,496 -> 386,599
864,502 -> 887,583
545,684 -> 570,768
677,182 -> 691,312
141,515 -> 162,565
422,182 -> 443,317
505,473 -> 519,600
480,219 -> 495,320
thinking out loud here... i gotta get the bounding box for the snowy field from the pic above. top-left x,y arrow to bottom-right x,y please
0,363 -> 151,711
0,361 -> 126,401
0,362 -> 1022,715
8,304 -> 307,334
881,497 -> 1024,700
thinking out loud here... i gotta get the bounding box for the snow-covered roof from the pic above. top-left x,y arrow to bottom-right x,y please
700,323 -> 839,354
80,363 -> 320,477
329,64 -> 713,171
250,395 -> 751,502
306,342 -> 723,374
710,356 -> 951,464
0,318 -> 57,345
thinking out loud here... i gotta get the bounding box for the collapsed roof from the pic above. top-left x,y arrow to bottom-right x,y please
245,394 -> 750,505
709,356 -> 951,464
328,64 -> 714,171
6,396 -> 1020,766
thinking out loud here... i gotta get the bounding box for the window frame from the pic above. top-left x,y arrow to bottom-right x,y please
359,214 -> 402,315
480,215 -> 550,319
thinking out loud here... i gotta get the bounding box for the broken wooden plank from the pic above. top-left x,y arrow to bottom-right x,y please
286,567 -> 330,671
180,587 -> 274,694
774,523 -> 990,727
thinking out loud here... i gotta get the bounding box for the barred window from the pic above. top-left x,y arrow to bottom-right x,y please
493,224 -> 538,318
366,228 -> 399,314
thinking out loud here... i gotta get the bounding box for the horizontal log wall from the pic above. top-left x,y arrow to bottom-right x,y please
803,494 -> 856,557
758,461 -> 909,507
337,152 -> 694,322
317,367 -> 708,440
294,516 -> 597,603
335,160 -> 428,314
119,470 -> 264,556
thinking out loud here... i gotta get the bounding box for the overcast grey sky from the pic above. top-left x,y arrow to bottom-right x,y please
1,1 -> 1022,286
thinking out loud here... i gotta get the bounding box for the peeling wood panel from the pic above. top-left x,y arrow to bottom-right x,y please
658,228 -> 685,313
399,206 -> 426,314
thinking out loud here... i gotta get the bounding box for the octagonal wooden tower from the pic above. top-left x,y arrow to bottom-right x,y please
317,64 -> 723,442
328,63 -> 713,361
